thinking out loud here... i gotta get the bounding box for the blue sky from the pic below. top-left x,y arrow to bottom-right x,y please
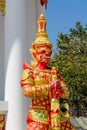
46,0 -> 87,48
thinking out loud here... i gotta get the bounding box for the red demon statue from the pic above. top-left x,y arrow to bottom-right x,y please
20,14 -> 74,130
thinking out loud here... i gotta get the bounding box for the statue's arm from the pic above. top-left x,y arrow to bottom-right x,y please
20,69 -> 51,98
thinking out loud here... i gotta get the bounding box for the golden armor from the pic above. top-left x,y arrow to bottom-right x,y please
20,14 -> 74,130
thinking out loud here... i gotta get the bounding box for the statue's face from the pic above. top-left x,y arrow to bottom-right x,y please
35,45 -> 52,63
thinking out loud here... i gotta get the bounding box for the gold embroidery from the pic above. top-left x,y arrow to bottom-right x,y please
30,105 -> 46,109
34,77 -> 46,85
32,86 -> 36,97
30,109 -> 48,124
23,77 -> 34,85
22,86 -> 32,97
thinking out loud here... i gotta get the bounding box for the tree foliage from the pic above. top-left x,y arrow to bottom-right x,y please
49,22 -> 87,116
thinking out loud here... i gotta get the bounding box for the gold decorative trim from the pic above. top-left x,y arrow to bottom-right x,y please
0,114 -> 5,130
0,0 -> 5,16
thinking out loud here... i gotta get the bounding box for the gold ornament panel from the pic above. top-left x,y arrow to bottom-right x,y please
0,0 -> 5,16
0,114 -> 5,130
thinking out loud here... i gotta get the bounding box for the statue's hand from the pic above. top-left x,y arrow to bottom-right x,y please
50,80 -> 63,99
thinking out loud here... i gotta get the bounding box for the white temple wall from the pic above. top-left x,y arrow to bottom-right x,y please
0,14 -> 4,100
0,1 -> 45,129
4,0 -> 45,130
0,0 -> 45,101
25,0 -> 45,63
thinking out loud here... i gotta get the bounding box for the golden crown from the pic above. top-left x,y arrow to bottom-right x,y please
32,14 -> 52,48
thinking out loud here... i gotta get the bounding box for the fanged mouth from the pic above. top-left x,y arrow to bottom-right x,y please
43,56 -> 51,59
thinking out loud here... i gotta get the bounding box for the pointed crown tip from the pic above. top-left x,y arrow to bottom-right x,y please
40,13 -> 44,16
39,14 -> 46,20
31,14 -> 52,48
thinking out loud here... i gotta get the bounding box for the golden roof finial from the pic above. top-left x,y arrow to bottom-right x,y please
32,14 -> 52,48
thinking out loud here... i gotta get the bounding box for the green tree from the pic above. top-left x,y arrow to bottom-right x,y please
49,22 -> 87,116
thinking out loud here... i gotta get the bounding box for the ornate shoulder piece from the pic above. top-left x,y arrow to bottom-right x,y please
21,61 -> 34,79
23,62 -> 30,69
21,62 -> 33,81
21,69 -> 30,80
